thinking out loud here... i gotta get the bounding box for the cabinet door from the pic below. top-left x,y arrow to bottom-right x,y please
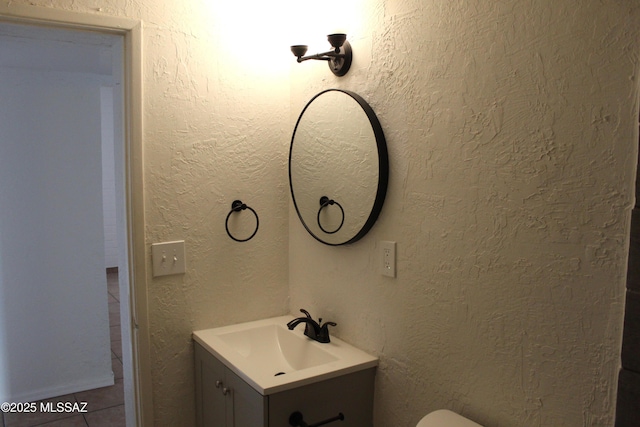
195,343 -> 227,427
226,368 -> 268,426
195,343 -> 268,427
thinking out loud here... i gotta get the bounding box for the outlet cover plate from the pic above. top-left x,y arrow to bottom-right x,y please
381,240 -> 396,277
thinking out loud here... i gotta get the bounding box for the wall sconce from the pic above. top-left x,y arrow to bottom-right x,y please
291,33 -> 352,77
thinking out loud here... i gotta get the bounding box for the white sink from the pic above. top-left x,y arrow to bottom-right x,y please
216,323 -> 338,371
193,315 -> 378,395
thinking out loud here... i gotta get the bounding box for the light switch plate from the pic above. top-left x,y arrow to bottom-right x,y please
151,240 -> 186,277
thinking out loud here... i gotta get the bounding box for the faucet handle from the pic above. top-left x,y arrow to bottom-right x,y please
299,308 -> 312,319
317,321 -> 336,343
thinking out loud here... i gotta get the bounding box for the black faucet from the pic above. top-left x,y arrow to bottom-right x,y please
287,309 -> 337,343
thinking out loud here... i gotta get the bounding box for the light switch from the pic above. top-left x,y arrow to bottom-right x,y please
151,240 -> 186,277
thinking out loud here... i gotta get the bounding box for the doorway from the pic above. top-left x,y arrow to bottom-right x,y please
0,20 -> 127,424
0,8 -> 148,427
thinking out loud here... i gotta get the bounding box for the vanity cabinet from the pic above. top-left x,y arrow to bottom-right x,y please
194,342 -> 376,427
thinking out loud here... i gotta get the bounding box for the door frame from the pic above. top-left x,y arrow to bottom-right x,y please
0,4 -> 151,426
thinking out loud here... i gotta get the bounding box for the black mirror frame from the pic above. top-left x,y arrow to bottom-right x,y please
289,89 -> 389,246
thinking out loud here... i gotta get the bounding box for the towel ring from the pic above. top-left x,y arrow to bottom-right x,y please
317,196 -> 344,234
225,200 -> 259,242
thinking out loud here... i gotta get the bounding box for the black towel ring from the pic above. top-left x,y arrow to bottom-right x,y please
317,196 -> 344,234
225,200 -> 259,242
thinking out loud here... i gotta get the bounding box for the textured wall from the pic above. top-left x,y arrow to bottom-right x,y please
140,2 -> 291,424
290,1 -> 640,426
139,2 -> 291,425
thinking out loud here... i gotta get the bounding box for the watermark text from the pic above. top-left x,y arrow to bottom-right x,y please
1,401 -> 88,413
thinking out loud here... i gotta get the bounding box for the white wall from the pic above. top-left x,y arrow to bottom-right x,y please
142,2 -> 291,423
290,1 -> 640,426
0,67 -> 113,401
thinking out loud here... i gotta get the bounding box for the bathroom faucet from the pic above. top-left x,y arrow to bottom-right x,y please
287,309 -> 336,343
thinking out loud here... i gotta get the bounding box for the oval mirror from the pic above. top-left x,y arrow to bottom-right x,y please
289,89 -> 388,245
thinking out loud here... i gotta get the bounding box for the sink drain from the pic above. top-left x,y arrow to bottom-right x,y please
274,372 -> 286,376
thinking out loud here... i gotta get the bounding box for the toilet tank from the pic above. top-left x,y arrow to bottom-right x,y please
417,409 -> 483,427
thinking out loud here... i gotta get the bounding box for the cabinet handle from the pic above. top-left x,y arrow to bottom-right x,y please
215,380 -> 223,388
222,387 -> 231,396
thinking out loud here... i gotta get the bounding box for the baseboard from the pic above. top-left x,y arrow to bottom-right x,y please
3,373 -> 115,403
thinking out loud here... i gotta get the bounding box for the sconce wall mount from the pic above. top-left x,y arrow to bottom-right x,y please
291,33 -> 352,77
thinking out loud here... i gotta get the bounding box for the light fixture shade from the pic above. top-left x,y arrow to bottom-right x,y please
291,45 -> 308,58
327,33 -> 347,48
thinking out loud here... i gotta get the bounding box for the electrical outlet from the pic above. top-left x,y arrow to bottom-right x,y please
380,241 -> 396,277
151,240 -> 186,277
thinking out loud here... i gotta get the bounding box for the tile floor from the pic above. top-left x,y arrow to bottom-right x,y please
1,271 -> 126,427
